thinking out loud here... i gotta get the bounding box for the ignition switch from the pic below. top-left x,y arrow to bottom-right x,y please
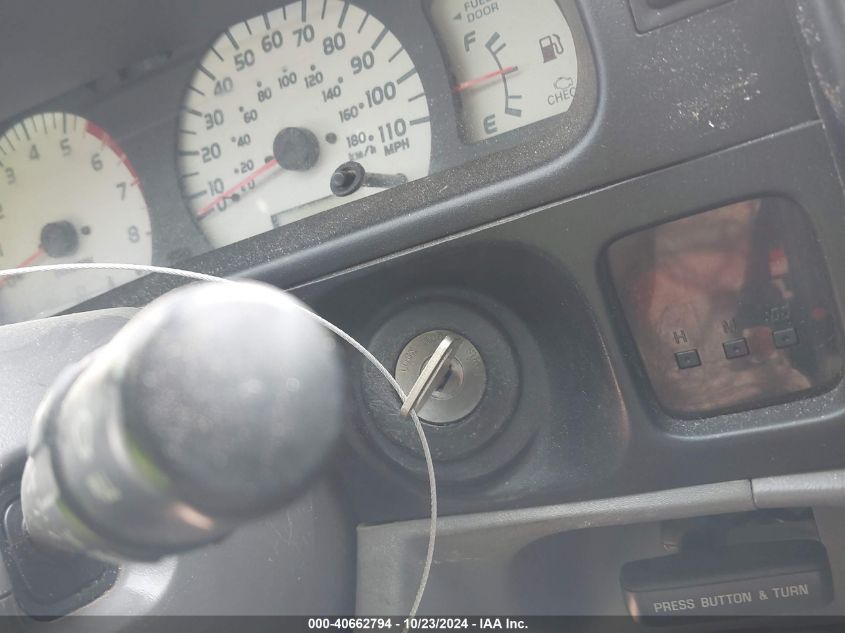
394,330 -> 486,425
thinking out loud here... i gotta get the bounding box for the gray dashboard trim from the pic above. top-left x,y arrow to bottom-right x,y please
356,479 -> 755,615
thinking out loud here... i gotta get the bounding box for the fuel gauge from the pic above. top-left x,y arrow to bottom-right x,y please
430,0 -> 578,142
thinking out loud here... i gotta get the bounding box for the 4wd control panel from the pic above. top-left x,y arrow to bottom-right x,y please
609,198 -> 844,417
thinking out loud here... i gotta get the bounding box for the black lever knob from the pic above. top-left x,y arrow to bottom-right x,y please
21,282 -> 345,561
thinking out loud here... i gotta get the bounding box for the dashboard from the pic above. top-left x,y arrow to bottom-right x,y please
0,0 -> 593,323
2,0 -> 845,625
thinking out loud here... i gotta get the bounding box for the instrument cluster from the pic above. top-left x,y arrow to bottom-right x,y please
0,0 -> 589,323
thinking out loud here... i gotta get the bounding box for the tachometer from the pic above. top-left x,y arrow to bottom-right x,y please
0,113 -> 152,324
178,0 -> 432,248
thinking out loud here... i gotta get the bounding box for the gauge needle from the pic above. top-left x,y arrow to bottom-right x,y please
453,65 -> 519,93
0,247 -> 45,288
17,248 -> 45,268
196,158 -> 280,219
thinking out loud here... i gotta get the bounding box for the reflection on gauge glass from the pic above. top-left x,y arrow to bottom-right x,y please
429,0 -> 578,142
0,113 -> 152,324
177,0 -> 432,248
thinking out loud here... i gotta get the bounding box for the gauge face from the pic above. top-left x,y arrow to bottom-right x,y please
178,0 -> 432,248
0,113 -> 152,324
430,0 -> 578,142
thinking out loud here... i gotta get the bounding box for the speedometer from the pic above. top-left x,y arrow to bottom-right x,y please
177,0 -> 432,248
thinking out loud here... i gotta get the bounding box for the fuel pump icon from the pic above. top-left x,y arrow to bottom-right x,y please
539,34 -> 564,63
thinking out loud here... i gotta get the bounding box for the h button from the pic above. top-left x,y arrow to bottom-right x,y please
675,350 -> 701,370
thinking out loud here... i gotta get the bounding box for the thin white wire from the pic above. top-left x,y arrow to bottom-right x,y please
0,262 -> 436,619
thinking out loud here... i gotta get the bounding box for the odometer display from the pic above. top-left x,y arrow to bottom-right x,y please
178,0 -> 432,247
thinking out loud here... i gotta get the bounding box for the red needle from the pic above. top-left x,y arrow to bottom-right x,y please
0,247 -> 45,288
195,158 -> 280,219
18,248 -> 45,268
453,66 -> 518,93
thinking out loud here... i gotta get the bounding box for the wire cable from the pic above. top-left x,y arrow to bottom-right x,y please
0,262 -> 436,618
